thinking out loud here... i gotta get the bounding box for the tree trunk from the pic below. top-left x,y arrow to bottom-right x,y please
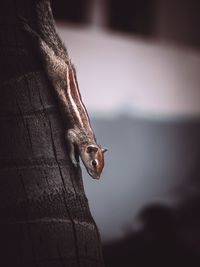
0,1 -> 104,266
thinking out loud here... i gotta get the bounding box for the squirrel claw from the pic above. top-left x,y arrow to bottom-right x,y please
72,159 -> 79,168
70,154 -> 79,167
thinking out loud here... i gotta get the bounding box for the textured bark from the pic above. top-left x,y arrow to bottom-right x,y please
0,1 -> 104,266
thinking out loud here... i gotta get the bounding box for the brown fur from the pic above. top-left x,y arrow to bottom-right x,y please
20,1 -> 107,179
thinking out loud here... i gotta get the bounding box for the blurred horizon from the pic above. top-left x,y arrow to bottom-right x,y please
57,23 -> 200,119
54,0 -> 200,119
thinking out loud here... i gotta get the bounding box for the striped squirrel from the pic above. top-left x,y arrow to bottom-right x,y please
20,0 -> 107,179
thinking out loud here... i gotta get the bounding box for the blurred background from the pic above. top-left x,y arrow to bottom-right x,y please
51,0 -> 200,266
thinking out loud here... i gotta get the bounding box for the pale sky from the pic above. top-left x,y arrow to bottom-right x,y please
58,24 -> 200,118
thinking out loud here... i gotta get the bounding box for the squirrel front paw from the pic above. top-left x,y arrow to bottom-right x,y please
70,153 -> 79,167
66,129 -> 79,167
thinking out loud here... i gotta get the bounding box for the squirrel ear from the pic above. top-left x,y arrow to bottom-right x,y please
101,147 -> 108,153
87,145 -> 98,153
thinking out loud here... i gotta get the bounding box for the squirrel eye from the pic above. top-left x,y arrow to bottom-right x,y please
92,160 -> 98,167
87,145 -> 98,153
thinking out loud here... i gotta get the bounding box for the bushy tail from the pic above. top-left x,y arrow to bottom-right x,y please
35,0 -> 69,63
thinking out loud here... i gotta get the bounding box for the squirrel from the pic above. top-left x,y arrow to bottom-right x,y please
20,0 -> 107,179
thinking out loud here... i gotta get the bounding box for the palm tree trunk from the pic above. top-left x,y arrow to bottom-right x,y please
0,0 -> 104,266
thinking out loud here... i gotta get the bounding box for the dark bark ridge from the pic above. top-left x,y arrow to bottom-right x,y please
0,0 -> 104,266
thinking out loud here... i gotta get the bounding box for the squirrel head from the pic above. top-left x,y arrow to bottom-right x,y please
80,144 -> 108,179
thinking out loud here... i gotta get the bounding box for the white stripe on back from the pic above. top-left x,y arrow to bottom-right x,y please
66,65 -> 84,127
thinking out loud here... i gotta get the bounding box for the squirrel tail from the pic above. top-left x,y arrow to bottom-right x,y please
35,0 -> 69,63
